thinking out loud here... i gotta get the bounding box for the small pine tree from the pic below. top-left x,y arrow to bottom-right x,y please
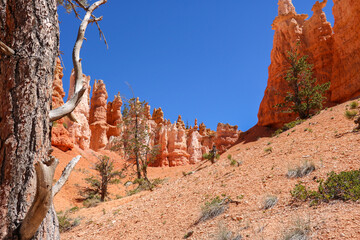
276,47 -> 330,119
85,155 -> 123,202
116,97 -> 159,186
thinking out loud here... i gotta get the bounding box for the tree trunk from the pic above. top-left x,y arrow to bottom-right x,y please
0,0 -> 59,239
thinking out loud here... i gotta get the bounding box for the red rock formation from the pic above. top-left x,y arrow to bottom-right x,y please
144,103 -> 151,119
51,58 -> 74,151
187,130 -> 202,164
107,93 -> 122,138
258,0 -> 360,127
67,70 -> 91,150
167,124 -> 190,166
89,80 -> 109,151
215,123 -> 240,154
152,108 -> 164,125
176,115 -> 185,129
258,0 -> 334,128
331,0 -> 360,102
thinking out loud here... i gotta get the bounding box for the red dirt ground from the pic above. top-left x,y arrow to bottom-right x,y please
55,100 -> 360,239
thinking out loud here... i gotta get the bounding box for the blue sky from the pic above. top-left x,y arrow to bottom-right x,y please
57,0 -> 334,131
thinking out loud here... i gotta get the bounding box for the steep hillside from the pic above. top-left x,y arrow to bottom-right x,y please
60,99 -> 360,239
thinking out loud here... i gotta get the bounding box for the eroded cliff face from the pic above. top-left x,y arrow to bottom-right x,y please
258,0 -> 334,128
51,58 -> 74,151
331,0 -> 360,102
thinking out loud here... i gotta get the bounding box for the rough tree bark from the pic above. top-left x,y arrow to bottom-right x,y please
0,0 -> 107,238
0,0 -> 60,239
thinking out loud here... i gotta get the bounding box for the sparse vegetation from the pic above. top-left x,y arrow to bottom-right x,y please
126,178 -> 166,196
57,211 -> 81,233
275,46 -> 330,120
214,224 -> 242,240
286,161 -> 315,178
203,152 -> 220,163
197,196 -> 229,224
350,101 -> 359,109
112,97 -> 160,185
273,119 -> 306,136
344,110 -> 358,119
291,170 -> 360,205
82,197 -> 101,208
227,154 -> 241,166
264,146 -> 273,153
263,195 -> 278,210
282,217 -> 310,240
83,155 -> 123,202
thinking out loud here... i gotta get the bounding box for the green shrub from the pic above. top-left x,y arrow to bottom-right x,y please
286,161 -> 315,178
291,170 -> 360,205
203,152 -> 220,161
227,154 -> 241,166
350,101 -> 359,109
264,147 -> 273,153
57,213 -> 80,233
126,178 -> 165,196
345,110 -> 358,119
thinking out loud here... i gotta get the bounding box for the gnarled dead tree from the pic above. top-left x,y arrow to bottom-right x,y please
0,0 -> 107,239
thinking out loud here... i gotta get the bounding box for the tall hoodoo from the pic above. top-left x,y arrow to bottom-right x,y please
67,70 -> 92,150
89,79 -> 109,150
258,0 -> 333,128
107,92 -> 123,138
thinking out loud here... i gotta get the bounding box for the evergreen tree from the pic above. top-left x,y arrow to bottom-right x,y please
276,48 -> 330,119
85,155 -> 123,202
116,98 -> 159,185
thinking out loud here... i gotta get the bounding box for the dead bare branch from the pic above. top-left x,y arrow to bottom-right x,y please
19,157 -> 59,240
52,155 -> 81,197
0,40 -> 15,55
73,0 -> 108,48
49,0 -> 107,122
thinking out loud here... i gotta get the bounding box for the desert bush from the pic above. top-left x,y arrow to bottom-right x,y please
82,196 -> 101,208
291,169 -> 360,205
126,177 -> 165,196
345,110 -> 358,119
198,196 -> 229,223
264,146 -> 273,153
57,212 -> 81,233
282,218 -> 310,240
203,152 -> 220,162
350,101 -> 359,109
227,154 -> 241,166
287,161 -> 315,178
263,195 -> 278,210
